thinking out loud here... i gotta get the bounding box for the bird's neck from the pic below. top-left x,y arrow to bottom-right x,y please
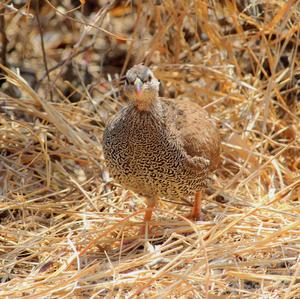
135,97 -> 158,112
128,99 -> 165,127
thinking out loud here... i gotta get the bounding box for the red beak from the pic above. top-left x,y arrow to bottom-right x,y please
134,78 -> 143,96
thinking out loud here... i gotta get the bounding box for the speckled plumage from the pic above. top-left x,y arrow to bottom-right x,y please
103,64 -> 220,221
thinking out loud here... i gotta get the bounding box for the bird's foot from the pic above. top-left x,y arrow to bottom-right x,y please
184,212 -> 204,222
140,223 -> 151,236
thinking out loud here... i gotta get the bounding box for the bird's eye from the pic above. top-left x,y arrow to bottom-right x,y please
143,74 -> 151,83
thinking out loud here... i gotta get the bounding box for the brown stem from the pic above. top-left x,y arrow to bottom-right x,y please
0,7 -> 8,66
34,0 -> 53,100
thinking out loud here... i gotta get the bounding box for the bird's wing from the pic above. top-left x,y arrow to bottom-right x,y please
162,98 -> 221,172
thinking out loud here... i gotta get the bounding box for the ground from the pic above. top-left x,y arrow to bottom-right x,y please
0,1 -> 300,298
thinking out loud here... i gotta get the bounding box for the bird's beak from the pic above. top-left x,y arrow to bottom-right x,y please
134,78 -> 143,96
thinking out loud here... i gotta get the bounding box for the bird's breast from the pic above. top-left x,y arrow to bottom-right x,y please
103,107 -> 183,175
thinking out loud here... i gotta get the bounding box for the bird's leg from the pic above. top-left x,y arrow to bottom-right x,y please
140,198 -> 156,235
190,191 -> 202,221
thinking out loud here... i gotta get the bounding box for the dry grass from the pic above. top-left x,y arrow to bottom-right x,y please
0,0 -> 300,298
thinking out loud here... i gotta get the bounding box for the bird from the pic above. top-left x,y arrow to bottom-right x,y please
103,64 -> 220,230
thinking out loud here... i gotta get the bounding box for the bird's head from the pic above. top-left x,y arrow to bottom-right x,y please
123,64 -> 160,111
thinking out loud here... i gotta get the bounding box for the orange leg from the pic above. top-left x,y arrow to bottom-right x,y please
140,198 -> 156,235
190,191 -> 202,221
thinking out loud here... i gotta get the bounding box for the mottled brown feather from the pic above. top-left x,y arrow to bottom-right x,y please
163,98 -> 220,172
